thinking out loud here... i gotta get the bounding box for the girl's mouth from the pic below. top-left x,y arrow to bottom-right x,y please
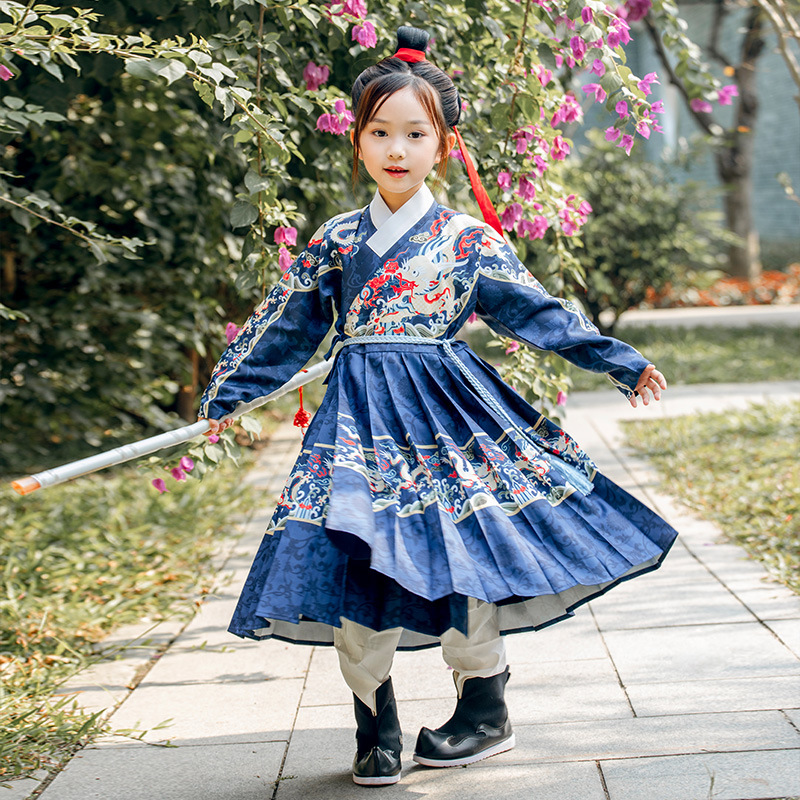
385,167 -> 409,177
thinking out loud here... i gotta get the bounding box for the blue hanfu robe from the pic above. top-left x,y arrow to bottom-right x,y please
199,184 -> 677,650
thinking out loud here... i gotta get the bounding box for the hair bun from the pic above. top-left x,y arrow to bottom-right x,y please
396,26 -> 429,54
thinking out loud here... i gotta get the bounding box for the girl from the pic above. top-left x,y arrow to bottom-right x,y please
200,26 -> 675,787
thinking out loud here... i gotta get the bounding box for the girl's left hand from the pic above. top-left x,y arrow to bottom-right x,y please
630,364 -> 667,408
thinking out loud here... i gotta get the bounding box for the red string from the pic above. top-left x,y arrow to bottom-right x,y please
393,48 -> 426,63
293,380 -> 310,429
453,127 -> 504,236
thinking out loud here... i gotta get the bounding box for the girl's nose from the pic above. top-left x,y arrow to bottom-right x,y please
387,137 -> 405,158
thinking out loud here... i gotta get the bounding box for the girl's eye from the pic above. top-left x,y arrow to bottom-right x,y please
409,132 -> 424,139
371,129 -> 386,137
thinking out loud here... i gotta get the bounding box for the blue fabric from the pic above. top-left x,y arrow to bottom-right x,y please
198,199 -> 678,645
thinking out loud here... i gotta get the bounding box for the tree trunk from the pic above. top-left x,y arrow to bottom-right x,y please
715,4 -> 765,279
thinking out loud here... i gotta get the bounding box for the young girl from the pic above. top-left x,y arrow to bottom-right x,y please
199,26 -> 675,787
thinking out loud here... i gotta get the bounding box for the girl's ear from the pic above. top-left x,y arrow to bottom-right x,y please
435,131 -> 458,164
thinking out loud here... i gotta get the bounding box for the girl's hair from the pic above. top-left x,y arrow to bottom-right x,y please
350,26 -> 461,189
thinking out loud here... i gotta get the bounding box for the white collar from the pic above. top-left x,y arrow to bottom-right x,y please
366,184 -> 435,256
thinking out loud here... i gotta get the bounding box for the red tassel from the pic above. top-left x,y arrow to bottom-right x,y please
453,126 -> 504,236
293,384 -> 310,429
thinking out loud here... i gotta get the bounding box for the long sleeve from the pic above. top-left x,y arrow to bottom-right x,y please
474,227 -> 649,398
199,224 -> 339,419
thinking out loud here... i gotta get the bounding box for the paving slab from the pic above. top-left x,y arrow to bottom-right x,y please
41,740 -> 285,800
600,749 -> 800,800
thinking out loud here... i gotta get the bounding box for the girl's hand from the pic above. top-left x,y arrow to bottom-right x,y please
630,364 -> 667,408
200,417 -> 234,435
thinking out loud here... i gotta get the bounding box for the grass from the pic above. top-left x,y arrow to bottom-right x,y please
462,323 -> 800,393
0,456 -> 256,782
623,401 -> 800,594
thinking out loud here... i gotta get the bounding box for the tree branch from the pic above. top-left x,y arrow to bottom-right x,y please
643,16 -> 718,136
708,0 -> 734,69
753,0 -> 800,110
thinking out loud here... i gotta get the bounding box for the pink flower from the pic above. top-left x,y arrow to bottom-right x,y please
317,101 -> 354,135
635,119 -> 652,139
225,322 -> 241,344
718,84 -> 738,105
551,94 -> 583,127
690,98 -> 713,113
532,155 -> 549,177
278,246 -> 292,271
505,341 -> 520,354
581,7 -> 593,23
556,390 -> 568,406
577,200 -> 592,217
152,478 -> 169,494
450,147 -> 466,163
0,65 -> 13,81
605,126 -> 621,142
352,21 -> 377,48
171,467 -> 187,482
650,100 -> 665,114
533,64 -> 552,87
343,0 -> 367,17
517,175 -> 537,202
550,135 -> 570,161
467,312 -> 479,324
517,215 -> 549,240
617,133 -> 635,155
622,0 -> 651,21
607,18 -> 631,48
500,202 -> 523,231
512,127 -> 535,155
208,434 -> 220,444
570,35 -> 587,62
582,83 -> 607,103
615,100 -> 629,118
316,113 -> 334,133
497,171 -> 513,191
590,59 -> 606,77
637,72 -> 659,96
274,226 -> 298,247
303,61 -> 330,91
179,456 -> 195,473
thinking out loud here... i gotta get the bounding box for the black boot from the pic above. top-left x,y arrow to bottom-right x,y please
352,677 -> 403,786
413,667 -> 514,767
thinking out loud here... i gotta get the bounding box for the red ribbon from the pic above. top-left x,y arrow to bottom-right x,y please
453,127 -> 504,236
392,49 -> 503,236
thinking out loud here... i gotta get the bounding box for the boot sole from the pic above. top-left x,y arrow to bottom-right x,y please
412,734 -> 516,768
352,772 -> 402,786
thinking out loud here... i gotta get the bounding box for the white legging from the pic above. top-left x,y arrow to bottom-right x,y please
333,598 -> 507,713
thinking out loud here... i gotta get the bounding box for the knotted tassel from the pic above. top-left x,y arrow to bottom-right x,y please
293,384 -> 310,429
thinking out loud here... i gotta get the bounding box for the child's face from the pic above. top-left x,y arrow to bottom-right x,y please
355,87 -> 453,213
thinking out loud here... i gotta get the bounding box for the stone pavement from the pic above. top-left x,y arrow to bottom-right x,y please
14,382 -> 800,800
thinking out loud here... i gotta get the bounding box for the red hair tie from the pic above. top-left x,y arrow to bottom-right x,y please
393,48 -> 426,63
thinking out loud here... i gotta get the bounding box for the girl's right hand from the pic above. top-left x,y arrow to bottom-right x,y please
200,417 -> 234,436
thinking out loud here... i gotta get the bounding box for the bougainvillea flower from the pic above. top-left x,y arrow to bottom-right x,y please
582,83 -> 607,103
605,126 -> 621,142
533,64 -> 552,87
636,119 -> 652,139
550,135 -> 570,160
617,133 -> 635,155
500,202 -> 523,231
590,59 -> 606,77
578,200 -> 592,216
637,72 -> 660,95
225,322 -> 241,344
0,65 -> 13,81
171,467 -> 187,482
690,98 -> 713,113
179,456 -> 195,473
517,175 -> 537,202
152,478 -> 168,494
343,0 -> 367,18
208,434 -> 220,443
274,226 -> 298,247
551,94 -> 583,127
278,246 -> 292,271
517,216 -> 549,240
650,100 -> 665,114
532,155 -> 549,177
303,61 -> 330,92
569,35 -> 587,62
467,312 -> 478,324
449,147 -> 466,163
718,84 -> 738,105
607,18 -> 631,48
623,0 -> 652,21
505,341 -> 520,354
615,100 -> 629,118
497,171 -> 512,190
352,21 -> 377,48
581,7 -> 593,23
556,390 -> 568,406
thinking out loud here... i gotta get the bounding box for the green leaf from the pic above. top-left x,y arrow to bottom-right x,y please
125,59 -> 158,81
244,170 -> 272,194
155,59 -> 187,86
230,200 -> 258,228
